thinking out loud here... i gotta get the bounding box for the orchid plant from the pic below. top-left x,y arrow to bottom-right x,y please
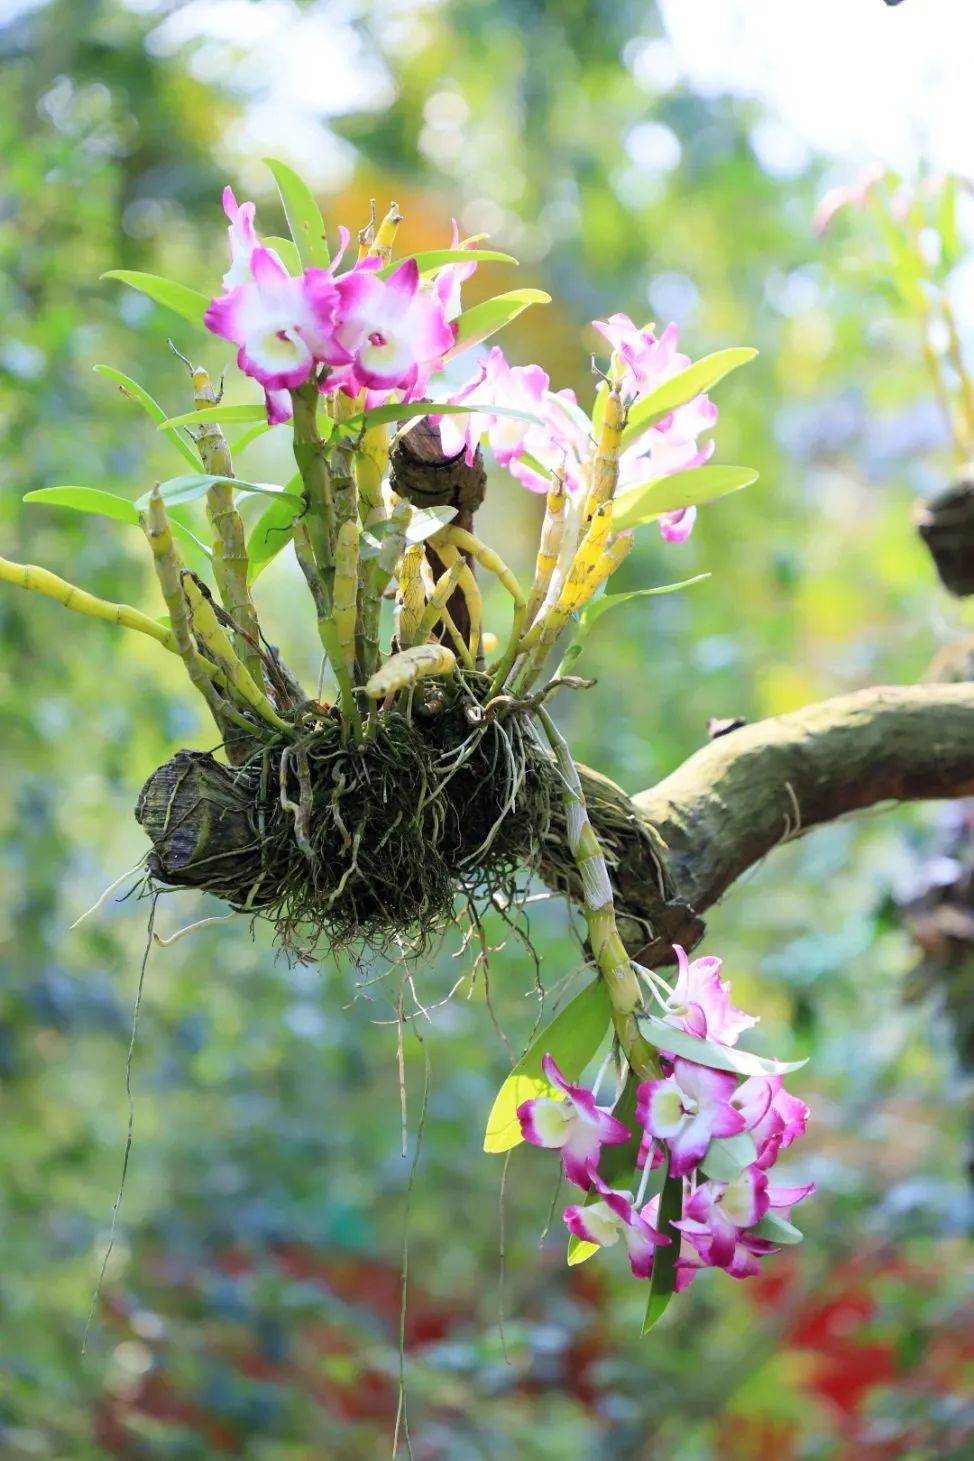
0,159 -> 798,1334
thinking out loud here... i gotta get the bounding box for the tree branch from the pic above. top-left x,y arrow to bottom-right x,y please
546,684 -> 974,967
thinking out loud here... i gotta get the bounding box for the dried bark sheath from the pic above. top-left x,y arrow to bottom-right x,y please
547,683 -> 974,967
389,416 -> 486,643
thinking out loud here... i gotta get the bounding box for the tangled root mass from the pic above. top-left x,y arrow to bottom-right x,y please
136,681 -> 552,958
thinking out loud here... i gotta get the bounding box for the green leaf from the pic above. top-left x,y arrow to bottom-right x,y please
517,451 -> 554,484
229,421 -> 275,456
621,348 -> 758,448
136,475 -> 300,511
638,1016 -> 808,1077
93,365 -> 202,470
643,1165 -> 683,1334
450,289 -> 551,357
263,157 -> 330,268
102,271 -> 208,325
751,1212 -> 805,1246
23,486 -> 211,564
483,978 -> 611,1153
376,248 -> 518,280
344,400 -> 543,432
246,480 -> 302,582
166,510 -> 216,570
159,404 -> 269,431
557,579 -> 710,676
261,235 -> 303,276
359,504 -> 458,561
612,465 -> 759,532
23,486 -> 140,525
700,1132 -> 758,1183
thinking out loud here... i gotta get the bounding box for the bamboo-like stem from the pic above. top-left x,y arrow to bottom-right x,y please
191,365 -> 264,687
414,560 -> 465,644
425,540 -> 482,660
525,472 -> 567,628
293,520 -> 362,736
181,575 -> 291,732
291,382 -> 335,607
333,519 -> 360,685
369,201 -> 403,264
355,421 -> 389,524
430,525 -> 526,692
0,554 -> 175,649
395,543 -> 426,648
584,386 -> 624,522
142,491 -> 233,732
358,499 -> 411,679
536,708 -> 661,1081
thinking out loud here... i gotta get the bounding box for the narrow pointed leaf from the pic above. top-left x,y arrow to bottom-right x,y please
359,505 -> 458,561
612,466 -> 759,532
247,479 -> 302,582
136,475 -> 300,511
484,978 -> 611,1153
344,400 -> 543,431
23,487 -> 211,563
94,365 -> 202,469
643,1165 -> 683,1334
102,271 -> 208,325
261,235 -> 303,276
376,247 -> 518,280
621,348 -> 758,448
159,404 -> 269,430
700,1132 -> 758,1183
263,157 -> 330,268
450,289 -> 551,357
229,421 -> 275,455
557,578 -> 710,675
24,486 -> 140,525
639,1016 -> 807,1077
751,1212 -> 804,1246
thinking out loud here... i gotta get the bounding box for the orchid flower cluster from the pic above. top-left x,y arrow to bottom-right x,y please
5,162 -> 759,747
513,947 -> 812,1302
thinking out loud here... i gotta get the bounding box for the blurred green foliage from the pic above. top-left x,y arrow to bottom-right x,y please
0,2 -> 971,1457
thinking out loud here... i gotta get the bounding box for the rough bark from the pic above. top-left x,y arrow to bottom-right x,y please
389,415 -> 486,643
554,683 -> 974,966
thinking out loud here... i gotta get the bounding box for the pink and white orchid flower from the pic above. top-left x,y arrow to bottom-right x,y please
323,257 -> 454,398
593,315 -> 688,398
438,347 -> 550,468
733,1075 -> 810,1170
517,1052 -> 630,1189
675,1165 -> 770,1271
221,186 -> 261,291
431,219 -> 478,321
661,946 -> 758,1047
205,247 -> 338,395
563,1174 -> 670,1279
636,1058 -> 746,1178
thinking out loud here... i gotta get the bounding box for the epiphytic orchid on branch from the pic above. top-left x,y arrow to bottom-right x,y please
0,158 -> 781,1336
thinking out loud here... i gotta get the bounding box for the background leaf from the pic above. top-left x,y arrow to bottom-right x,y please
93,365 -> 202,469
264,157 -> 330,268
102,270 -> 208,324
483,979 -> 611,1153
612,466 -> 759,531
621,348 -> 758,447
449,289 -> 551,356
639,1017 -> 807,1077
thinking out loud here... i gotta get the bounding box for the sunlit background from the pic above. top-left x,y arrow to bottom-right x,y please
1,1 -> 972,1457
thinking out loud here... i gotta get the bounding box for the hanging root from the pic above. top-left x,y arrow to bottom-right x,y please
135,673 -> 553,959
